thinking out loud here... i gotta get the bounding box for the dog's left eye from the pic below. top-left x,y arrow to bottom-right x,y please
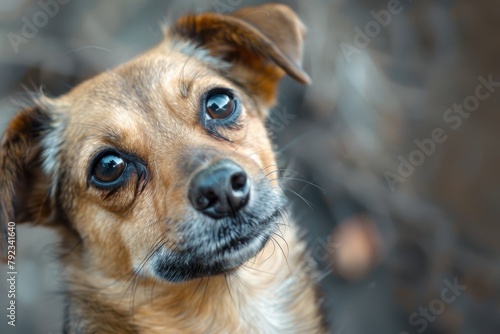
92,154 -> 126,183
205,90 -> 236,120
89,150 -> 149,193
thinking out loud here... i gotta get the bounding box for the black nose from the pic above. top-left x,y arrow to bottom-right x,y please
189,159 -> 250,219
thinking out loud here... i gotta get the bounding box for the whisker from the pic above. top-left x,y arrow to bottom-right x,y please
224,275 -> 237,308
191,277 -> 205,302
274,186 -> 314,209
271,232 -> 290,256
240,263 -> 276,275
199,276 -> 211,311
272,177 -> 326,193
120,236 -> 166,303
270,236 -> 292,274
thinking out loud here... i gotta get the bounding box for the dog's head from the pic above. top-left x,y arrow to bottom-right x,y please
0,4 -> 309,283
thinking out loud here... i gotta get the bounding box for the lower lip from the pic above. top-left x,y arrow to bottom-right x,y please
220,210 -> 281,254
220,235 -> 254,253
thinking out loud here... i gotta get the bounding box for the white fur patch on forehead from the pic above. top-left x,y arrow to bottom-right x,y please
168,38 -> 231,71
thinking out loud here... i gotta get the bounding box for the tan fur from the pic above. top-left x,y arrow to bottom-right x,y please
0,4 -> 325,333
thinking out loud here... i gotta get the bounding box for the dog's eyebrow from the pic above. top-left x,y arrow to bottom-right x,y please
179,80 -> 192,99
179,64 -> 214,99
76,129 -> 122,147
179,74 -> 199,99
102,130 -> 121,142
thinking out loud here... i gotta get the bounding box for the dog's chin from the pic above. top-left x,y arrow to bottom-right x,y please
150,210 -> 281,283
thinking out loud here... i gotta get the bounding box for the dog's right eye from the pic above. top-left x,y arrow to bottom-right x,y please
92,154 -> 126,184
200,88 -> 242,141
205,91 -> 235,120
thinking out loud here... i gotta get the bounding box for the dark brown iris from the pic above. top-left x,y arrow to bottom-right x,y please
93,154 -> 125,183
206,93 -> 235,120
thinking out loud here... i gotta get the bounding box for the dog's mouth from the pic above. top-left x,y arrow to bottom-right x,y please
151,208 -> 282,282
219,234 -> 255,253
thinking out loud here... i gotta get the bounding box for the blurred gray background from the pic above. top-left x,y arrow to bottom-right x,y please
1,0 -> 500,333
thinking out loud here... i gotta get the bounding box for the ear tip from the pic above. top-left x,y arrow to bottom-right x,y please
288,66 -> 312,85
300,72 -> 312,85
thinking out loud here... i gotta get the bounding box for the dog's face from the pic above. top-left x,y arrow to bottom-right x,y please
0,4 -> 310,283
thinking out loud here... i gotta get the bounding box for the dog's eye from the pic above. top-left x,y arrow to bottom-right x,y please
89,150 -> 149,193
93,154 -> 126,183
201,88 -> 241,140
205,91 -> 236,120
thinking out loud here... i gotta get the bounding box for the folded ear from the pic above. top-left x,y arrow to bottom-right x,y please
172,4 -> 310,107
0,105 -> 54,258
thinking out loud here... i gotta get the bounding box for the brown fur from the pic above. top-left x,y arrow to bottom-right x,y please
1,4 -> 325,333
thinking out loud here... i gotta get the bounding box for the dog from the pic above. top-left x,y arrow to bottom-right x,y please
1,4 -> 325,333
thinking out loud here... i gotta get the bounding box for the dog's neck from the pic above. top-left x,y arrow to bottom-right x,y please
62,221 -> 323,333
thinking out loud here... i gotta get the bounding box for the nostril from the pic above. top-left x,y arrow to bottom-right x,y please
231,172 -> 247,191
196,196 -> 210,209
195,188 -> 219,210
204,189 -> 217,199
